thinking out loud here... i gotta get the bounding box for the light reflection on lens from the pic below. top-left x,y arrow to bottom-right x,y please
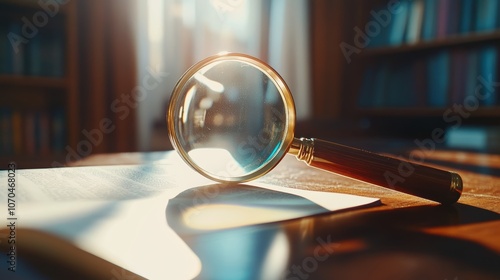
168,53 -> 295,182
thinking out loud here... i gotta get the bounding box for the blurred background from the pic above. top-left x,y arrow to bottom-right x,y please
1,0 -> 499,168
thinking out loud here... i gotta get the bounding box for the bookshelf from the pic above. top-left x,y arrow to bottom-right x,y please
0,0 -> 79,167
349,0 -> 500,120
363,30 -> 500,57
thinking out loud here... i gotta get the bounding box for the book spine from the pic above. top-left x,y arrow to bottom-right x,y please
421,0 -> 437,41
8,22 -> 25,75
385,63 -> 415,107
39,111 -> 51,155
49,29 -> 65,77
0,20 -> 10,74
0,108 -> 12,155
449,49 -> 467,104
436,0 -> 450,39
51,108 -> 66,153
463,50 -> 479,104
427,51 -> 450,107
24,112 -> 36,155
389,0 -> 410,46
372,63 -> 390,107
406,0 -> 425,44
459,0 -> 475,33
12,110 -> 23,155
412,56 -> 428,107
477,46 -> 498,106
26,31 -> 43,76
475,0 -> 498,32
358,65 -> 376,108
446,0 -> 460,36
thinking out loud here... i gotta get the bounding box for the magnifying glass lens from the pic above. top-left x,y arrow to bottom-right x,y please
168,56 -> 295,182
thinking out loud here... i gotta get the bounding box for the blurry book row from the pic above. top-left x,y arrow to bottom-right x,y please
358,45 -> 498,108
0,108 -> 66,156
0,18 -> 65,77
368,0 -> 500,48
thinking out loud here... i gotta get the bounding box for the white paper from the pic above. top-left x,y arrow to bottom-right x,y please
0,153 -> 380,279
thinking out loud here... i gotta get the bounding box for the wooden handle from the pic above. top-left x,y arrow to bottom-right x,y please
290,138 -> 463,204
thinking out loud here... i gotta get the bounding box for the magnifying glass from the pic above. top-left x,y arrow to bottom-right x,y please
167,53 -> 462,204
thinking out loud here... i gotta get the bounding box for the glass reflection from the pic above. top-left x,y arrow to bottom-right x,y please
173,59 -> 287,179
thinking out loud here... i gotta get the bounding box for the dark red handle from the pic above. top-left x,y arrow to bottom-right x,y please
292,138 -> 462,204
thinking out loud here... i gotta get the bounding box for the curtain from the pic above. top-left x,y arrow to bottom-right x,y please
77,0 -> 138,154
136,0 -> 311,150
309,0 -> 346,120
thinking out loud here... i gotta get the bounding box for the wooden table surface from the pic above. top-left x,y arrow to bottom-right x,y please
68,148 -> 500,280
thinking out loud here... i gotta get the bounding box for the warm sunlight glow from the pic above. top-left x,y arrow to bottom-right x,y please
260,231 -> 290,279
194,73 -> 225,93
147,0 -> 165,67
182,203 -> 304,230
182,85 -> 197,123
187,148 -> 245,177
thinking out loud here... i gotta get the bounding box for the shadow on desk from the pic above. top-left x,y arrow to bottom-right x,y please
167,184 -> 500,280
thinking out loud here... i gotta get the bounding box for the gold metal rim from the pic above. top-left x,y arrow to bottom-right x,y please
167,52 -> 296,183
448,172 -> 463,203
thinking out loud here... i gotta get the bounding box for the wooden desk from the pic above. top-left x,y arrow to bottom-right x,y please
70,149 -> 500,279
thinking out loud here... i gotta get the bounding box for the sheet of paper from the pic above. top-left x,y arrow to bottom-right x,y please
0,153 -> 380,279
14,194 -> 202,280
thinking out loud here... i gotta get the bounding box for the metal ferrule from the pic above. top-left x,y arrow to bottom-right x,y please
449,172 -> 464,202
289,138 -> 315,164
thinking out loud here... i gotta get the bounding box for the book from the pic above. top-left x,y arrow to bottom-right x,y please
477,46 -> 498,106
0,21 -> 9,74
365,5 -> 395,48
24,111 -> 36,155
367,6 -> 390,48
51,108 -> 66,153
4,109 -> 13,155
436,0 -> 450,39
464,50 -> 479,104
46,29 -> 65,77
405,0 -> 425,44
446,125 -> 500,152
358,65 -> 376,108
0,108 -> 12,155
37,111 -> 51,155
427,50 -> 450,107
385,62 -> 415,107
372,62 -> 390,107
26,31 -> 43,76
459,0 -> 476,33
446,0 -> 461,35
400,61 -> 418,107
421,0 -> 437,40
12,110 -> 23,155
389,0 -> 410,45
8,22 -> 25,75
449,49 -> 468,104
475,0 -> 498,32
412,55 -> 428,107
